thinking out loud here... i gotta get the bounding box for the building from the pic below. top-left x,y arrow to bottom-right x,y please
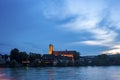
40,44 -> 80,66
0,54 -> 6,65
49,44 -> 54,55
42,54 -> 55,63
53,51 -> 74,62
48,44 -> 80,63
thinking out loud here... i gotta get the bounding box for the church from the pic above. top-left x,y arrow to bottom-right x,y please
41,44 -> 80,66
48,44 -> 80,62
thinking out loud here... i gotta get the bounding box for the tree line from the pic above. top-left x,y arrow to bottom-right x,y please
80,54 -> 120,66
9,48 -> 42,67
1,48 -> 120,67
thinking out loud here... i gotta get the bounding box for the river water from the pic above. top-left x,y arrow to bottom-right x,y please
0,66 -> 120,80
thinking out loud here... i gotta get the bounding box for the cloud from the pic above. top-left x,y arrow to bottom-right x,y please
41,0 -> 120,54
109,2 -> 120,30
23,42 -> 40,49
74,40 -> 105,46
0,43 -> 13,47
102,45 -> 120,54
41,0 -> 70,20
58,0 -> 118,47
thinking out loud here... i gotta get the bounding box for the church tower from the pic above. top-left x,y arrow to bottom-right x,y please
49,44 -> 54,54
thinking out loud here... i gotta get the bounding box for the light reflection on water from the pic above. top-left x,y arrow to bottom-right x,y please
0,66 -> 120,80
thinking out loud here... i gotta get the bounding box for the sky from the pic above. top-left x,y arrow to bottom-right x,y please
0,0 -> 120,56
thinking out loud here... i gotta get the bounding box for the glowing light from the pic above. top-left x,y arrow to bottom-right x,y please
49,44 -> 54,54
102,49 -> 120,54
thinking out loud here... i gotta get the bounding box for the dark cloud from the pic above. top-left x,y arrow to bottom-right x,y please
0,43 -> 13,47
23,42 -> 40,49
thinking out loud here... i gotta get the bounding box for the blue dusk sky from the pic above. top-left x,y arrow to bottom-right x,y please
0,0 -> 120,55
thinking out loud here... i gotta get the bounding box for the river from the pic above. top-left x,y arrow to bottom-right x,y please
0,66 -> 120,80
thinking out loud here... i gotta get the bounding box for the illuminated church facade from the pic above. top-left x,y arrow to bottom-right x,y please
48,44 -> 80,62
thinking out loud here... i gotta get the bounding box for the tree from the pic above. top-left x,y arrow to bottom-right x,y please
9,60 -> 19,67
73,52 -> 80,60
10,48 -> 19,62
29,53 -> 41,62
19,52 -> 28,63
93,54 -> 109,66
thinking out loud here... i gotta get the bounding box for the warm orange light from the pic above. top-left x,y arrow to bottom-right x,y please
53,53 -> 74,62
49,44 -> 54,54
22,60 -> 30,64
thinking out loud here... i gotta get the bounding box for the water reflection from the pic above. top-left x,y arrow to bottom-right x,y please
1,67 -> 120,80
0,68 -> 14,80
48,68 -> 54,80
